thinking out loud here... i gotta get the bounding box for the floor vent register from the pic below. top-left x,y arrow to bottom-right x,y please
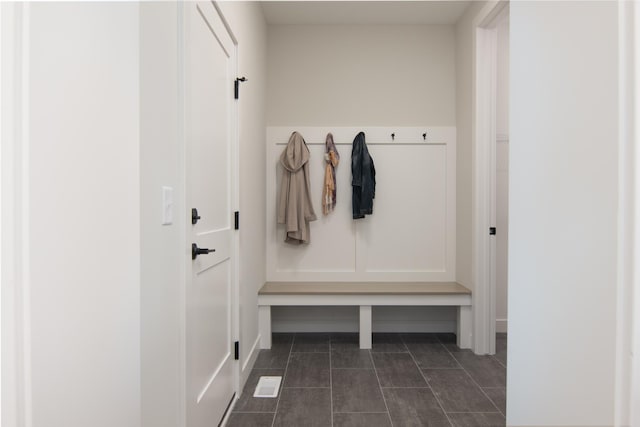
253,376 -> 282,398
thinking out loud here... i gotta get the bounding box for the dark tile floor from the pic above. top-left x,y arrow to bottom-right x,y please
227,333 -> 507,427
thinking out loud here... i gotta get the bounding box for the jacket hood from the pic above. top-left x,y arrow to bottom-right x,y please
280,131 -> 310,172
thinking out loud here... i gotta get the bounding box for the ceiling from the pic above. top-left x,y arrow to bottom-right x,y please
261,1 -> 472,25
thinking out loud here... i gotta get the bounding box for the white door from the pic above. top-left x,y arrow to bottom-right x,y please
184,2 -> 236,426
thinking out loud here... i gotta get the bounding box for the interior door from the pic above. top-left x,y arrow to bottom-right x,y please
184,2 -> 236,426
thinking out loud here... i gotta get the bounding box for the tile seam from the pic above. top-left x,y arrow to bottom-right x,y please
441,338 -> 504,417
369,349 -> 394,427
404,334 -> 455,427
270,337 -> 294,427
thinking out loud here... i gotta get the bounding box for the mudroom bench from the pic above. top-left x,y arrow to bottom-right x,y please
258,281 -> 472,350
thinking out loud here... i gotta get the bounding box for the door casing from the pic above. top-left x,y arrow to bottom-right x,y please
472,0 -> 508,356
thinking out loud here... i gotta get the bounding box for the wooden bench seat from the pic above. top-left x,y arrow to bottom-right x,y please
258,281 -> 472,350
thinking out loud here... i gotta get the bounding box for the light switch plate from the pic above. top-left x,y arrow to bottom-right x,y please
162,186 -> 173,225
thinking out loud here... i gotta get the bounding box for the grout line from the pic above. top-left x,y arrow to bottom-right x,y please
448,358 -> 503,416
252,368 -> 287,371
412,367 -> 463,370
441,337 -> 505,417
379,386 -> 431,389
492,354 -> 507,369
402,335 -> 454,427
281,386 -> 331,389
478,391 -> 506,418
369,350 -> 394,427
331,367 -> 377,370
265,334 -> 505,424
329,338 -> 334,427
270,337 -> 294,427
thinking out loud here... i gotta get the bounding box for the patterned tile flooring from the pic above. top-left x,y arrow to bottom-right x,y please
226,333 -> 507,427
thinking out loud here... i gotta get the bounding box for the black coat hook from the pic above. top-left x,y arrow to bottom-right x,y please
423,132 -> 427,141
391,133 -> 395,141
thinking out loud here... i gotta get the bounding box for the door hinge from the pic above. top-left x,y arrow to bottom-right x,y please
489,227 -> 496,236
191,208 -> 201,225
234,211 -> 239,230
234,77 -> 247,100
234,341 -> 239,360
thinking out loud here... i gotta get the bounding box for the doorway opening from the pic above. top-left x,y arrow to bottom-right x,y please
473,2 -> 509,356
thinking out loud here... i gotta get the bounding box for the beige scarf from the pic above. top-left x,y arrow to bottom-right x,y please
322,133 -> 340,215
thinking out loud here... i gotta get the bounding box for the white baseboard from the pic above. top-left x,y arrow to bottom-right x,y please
219,397 -> 237,427
496,319 -> 508,333
239,335 -> 261,393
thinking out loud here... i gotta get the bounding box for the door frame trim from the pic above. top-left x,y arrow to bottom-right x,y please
472,0 -> 508,356
1,3 -> 33,426
617,1 -> 639,425
215,0 -> 242,399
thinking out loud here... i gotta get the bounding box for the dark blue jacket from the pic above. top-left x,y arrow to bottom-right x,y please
351,132 -> 376,219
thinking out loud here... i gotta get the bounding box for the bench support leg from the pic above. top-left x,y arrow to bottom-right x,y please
359,305 -> 372,349
457,305 -> 472,349
259,305 -> 271,349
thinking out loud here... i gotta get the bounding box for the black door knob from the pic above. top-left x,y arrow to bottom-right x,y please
192,208 -> 201,225
192,243 -> 215,260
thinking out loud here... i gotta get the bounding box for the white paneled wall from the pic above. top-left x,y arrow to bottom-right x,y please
267,127 -> 456,282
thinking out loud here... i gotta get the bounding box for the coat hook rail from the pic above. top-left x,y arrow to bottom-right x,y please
275,141 -> 446,146
269,127 -> 451,145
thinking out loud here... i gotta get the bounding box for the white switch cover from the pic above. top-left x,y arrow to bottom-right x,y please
162,186 -> 173,225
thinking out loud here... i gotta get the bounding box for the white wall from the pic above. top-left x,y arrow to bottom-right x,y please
139,3 -> 183,427
218,0 -> 268,389
266,24 -> 457,332
267,24 -> 455,126
455,1 -> 487,290
495,16 -> 509,333
508,2 -> 618,425
27,3 -> 141,426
